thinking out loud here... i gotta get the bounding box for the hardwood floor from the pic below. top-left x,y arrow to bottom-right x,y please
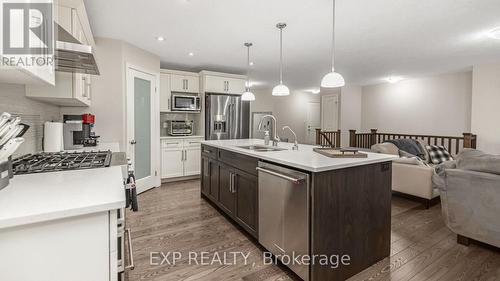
126,180 -> 500,281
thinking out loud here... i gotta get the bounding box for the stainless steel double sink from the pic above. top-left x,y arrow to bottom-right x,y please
237,145 -> 287,152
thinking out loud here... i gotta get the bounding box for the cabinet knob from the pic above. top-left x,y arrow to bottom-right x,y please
130,140 -> 137,145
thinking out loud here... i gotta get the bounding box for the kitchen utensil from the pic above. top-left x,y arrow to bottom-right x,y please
0,125 -> 22,147
0,117 -> 20,139
16,123 -> 30,138
0,138 -> 24,161
0,112 -> 12,129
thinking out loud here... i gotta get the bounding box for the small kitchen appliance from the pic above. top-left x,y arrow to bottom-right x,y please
63,114 -> 99,149
166,120 -> 194,136
171,94 -> 201,111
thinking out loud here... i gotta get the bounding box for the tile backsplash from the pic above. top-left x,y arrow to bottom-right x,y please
0,83 -> 61,156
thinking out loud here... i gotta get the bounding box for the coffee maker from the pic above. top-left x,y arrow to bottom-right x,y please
63,114 -> 99,149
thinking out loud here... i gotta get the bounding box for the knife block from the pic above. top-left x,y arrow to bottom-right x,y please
0,157 -> 13,190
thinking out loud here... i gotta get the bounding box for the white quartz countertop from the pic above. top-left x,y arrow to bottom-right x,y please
160,135 -> 204,140
202,139 -> 397,172
0,166 -> 125,229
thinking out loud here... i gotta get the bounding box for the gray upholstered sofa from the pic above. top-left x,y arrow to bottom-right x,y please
433,149 -> 500,247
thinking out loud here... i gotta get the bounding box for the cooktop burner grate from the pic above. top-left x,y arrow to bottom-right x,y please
12,151 -> 112,175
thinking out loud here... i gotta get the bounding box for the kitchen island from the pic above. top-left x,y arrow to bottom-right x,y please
200,139 -> 397,281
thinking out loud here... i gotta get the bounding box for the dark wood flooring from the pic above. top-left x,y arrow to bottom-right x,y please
126,180 -> 500,281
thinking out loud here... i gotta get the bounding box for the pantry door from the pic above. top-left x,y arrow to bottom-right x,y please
126,65 -> 160,193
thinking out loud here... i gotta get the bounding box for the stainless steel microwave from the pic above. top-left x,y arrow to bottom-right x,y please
171,94 -> 201,111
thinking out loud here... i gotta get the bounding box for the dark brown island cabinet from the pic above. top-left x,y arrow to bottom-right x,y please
200,143 -> 393,281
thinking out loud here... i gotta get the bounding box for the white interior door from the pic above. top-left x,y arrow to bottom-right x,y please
127,66 -> 160,193
321,94 -> 339,131
305,102 -> 321,144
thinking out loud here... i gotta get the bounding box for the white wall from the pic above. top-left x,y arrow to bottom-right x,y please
361,71 -> 472,136
471,62 -> 500,154
61,37 -> 160,151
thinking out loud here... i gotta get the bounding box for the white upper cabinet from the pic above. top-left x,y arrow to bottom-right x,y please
25,0 -> 94,106
200,71 -> 246,94
26,72 -> 91,107
170,74 -> 199,93
159,73 -> 171,112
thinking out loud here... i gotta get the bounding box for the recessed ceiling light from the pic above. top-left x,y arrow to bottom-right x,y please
156,36 -> 165,41
386,76 -> 403,84
188,52 -> 194,57
249,62 -> 254,66
487,27 -> 500,40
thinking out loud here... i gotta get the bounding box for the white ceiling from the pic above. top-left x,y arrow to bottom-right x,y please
84,0 -> 500,91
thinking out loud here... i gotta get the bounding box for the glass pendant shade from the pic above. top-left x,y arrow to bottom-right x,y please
272,84 -> 290,96
241,42 -> 256,101
273,23 -> 290,96
322,0 -> 345,89
321,69 -> 345,88
241,90 -> 255,101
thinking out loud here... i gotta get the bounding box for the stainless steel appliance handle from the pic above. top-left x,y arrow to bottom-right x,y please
125,228 -> 135,270
229,172 -> 233,192
256,167 -> 305,184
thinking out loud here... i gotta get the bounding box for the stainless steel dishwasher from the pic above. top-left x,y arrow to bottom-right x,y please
257,161 -> 310,281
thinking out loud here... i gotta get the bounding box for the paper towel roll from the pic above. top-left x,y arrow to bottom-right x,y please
43,122 -> 64,152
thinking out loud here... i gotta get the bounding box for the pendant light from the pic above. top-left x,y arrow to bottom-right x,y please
321,0 -> 345,88
241,43 -> 256,101
272,23 -> 290,96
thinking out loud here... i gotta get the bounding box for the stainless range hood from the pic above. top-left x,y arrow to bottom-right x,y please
55,23 -> 100,75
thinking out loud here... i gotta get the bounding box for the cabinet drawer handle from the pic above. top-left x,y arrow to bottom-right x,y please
125,228 -> 135,270
203,149 -> 212,154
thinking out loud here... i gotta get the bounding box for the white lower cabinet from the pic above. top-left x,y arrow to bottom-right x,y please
161,137 -> 203,179
0,210 -> 120,281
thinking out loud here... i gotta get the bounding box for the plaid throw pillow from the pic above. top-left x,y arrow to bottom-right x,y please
426,145 -> 453,164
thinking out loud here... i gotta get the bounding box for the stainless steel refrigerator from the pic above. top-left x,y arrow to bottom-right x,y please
205,93 -> 250,140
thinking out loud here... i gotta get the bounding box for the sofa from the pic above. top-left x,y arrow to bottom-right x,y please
433,149 -> 500,248
371,141 -> 439,207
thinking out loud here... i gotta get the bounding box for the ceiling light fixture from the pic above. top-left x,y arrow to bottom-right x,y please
487,27 -> 500,40
156,36 -> 165,41
386,76 -> 403,84
310,88 -> 320,94
188,52 -> 194,56
321,0 -> 345,88
272,23 -> 290,96
249,62 -> 254,66
241,43 -> 256,101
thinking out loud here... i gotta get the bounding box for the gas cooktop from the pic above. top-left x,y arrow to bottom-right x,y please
12,151 -> 112,175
